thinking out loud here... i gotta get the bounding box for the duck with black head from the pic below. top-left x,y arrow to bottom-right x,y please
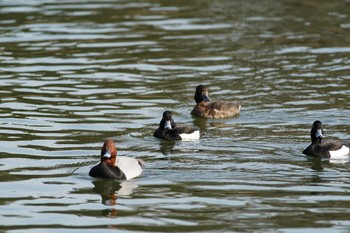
89,139 -> 144,180
191,85 -> 241,119
303,120 -> 350,159
154,110 -> 200,140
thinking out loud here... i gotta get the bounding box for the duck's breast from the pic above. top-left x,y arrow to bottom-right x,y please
302,145 -> 313,156
191,105 -> 205,117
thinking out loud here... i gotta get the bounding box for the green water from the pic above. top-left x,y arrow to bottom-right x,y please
0,0 -> 350,232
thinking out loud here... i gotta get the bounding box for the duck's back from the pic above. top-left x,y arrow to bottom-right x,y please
192,101 -> 241,118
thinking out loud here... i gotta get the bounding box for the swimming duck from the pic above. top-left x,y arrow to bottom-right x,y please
154,110 -> 200,140
303,120 -> 350,159
89,139 -> 144,180
191,85 -> 241,118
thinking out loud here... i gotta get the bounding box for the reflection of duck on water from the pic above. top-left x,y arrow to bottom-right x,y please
191,116 -> 207,134
308,156 -> 324,172
89,139 -> 144,180
92,179 -> 119,217
92,179 -> 139,218
158,139 -> 176,156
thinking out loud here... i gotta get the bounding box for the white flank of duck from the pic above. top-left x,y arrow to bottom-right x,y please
180,130 -> 200,141
116,156 -> 143,180
329,145 -> 350,160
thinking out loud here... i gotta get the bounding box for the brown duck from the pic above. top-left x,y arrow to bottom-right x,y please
191,85 -> 241,119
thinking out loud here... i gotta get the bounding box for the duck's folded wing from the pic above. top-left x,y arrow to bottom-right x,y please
322,140 -> 346,151
340,140 -> 350,147
174,125 -> 199,134
116,156 -> 143,180
207,101 -> 240,111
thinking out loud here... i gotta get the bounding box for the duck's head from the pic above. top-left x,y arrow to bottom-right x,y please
101,139 -> 117,164
160,111 -> 176,130
194,85 -> 210,104
311,120 -> 324,143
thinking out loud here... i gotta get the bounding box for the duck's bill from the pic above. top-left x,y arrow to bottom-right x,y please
164,120 -> 172,130
202,94 -> 210,101
103,150 -> 112,158
315,129 -> 324,138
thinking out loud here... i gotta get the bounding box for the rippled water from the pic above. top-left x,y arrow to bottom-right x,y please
1,0 -> 350,232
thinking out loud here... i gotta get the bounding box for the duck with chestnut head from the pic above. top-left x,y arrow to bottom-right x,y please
89,139 -> 144,180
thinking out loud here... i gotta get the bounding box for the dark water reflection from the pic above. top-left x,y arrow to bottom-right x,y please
1,0 -> 350,232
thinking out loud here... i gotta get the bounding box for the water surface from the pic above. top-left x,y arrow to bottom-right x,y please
0,0 -> 350,232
